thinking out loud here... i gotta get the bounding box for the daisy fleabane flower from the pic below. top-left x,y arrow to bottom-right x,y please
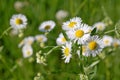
56,33 -> 67,45
62,42 -> 72,63
66,24 -> 90,44
10,14 -> 27,30
85,35 -> 104,57
102,35 -> 113,47
62,17 -> 82,31
35,35 -> 47,43
22,44 -> 33,58
39,20 -> 56,32
18,36 -> 35,48
112,39 -> 120,48
93,22 -> 106,31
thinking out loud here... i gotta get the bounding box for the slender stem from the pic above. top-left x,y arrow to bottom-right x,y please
104,29 -> 114,34
45,46 -> 61,55
0,27 -> 12,39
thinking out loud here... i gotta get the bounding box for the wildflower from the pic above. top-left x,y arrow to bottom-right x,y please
39,20 -> 56,32
35,35 -> 47,43
112,39 -> 120,47
22,44 -> 33,58
85,35 -> 104,57
93,22 -> 106,31
55,10 -> 68,20
62,17 -> 82,31
56,33 -> 67,45
102,35 -> 113,47
18,36 -> 35,48
66,24 -> 90,44
62,42 -> 72,63
10,14 -> 27,30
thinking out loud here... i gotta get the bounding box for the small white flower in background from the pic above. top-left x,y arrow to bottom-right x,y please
55,10 -> 68,20
66,24 -> 90,44
39,20 -> 56,32
18,36 -> 35,48
56,33 -> 67,45
62,42 -> 72,63
14,1 -> 24,11
62,17 -> 82,31
22,44 -> 33,58
112,39 -> 120,47
85,35 -> 104,57
10,14 -> 27,30
35,35 -> 47,43
102,35 -> 113,47
93,22 -> 106,31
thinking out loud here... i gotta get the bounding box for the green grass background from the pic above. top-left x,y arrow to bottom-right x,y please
0,0 -> 120,80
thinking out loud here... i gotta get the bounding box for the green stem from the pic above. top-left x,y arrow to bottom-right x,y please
0,27 -> 12,39
104,29 -> 114,34
45,46 -> 61,55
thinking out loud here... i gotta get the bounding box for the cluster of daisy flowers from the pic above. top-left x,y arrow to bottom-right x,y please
9,13 -> 120,64
56,17 -> 120,63
10,14 -> 56,58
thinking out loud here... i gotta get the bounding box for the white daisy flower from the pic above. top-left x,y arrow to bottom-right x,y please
35,35 -> 47,43
55,10 -> 68,20
62,42 -> 72,63
10,14 -> 27,30
85,35 -> 104,57
62,17 -> 82,31
39,20 -> 56,32
93,22 -> 106,31
102,35 -> 113,47
56,33 -> 67,45
18,36 -> 35,48
66,24 -> 90,44
112,39 -> 120,47
22,44 -> 33,58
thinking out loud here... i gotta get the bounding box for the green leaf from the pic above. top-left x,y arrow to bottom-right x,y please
90,28 -> 96,36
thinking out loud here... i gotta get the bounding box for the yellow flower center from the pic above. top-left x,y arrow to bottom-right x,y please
45,25 -> 51,30
38,37 -> 43,42
64,47 -> 70,56
61,37 -> 66,42
104,40 -> 109,44
75,30 -> 84,38
15,18 -> 23,25
88,41 -> 97,50
68,22 -> 77,28
27,51 -> 31,55
97,25 -> 103,30
113,42 -> 119,47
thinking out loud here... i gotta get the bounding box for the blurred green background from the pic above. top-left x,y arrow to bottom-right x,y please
0,0 -> 120,80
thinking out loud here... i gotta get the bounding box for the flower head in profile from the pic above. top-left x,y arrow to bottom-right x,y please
66,24 -> 90,44
10,14 -> 27,30
39,20 -> 56,32
35,35 -> 47,43
112,38 -> 120,48
102,35 -> 113,47
62,17 -> 82,31
18,36 -> 35,48
22,44 -> 33,58
93,22 -> 106,31
62,42 -> 72,63
56,33 -> 67,45
84,35 -> 104,57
